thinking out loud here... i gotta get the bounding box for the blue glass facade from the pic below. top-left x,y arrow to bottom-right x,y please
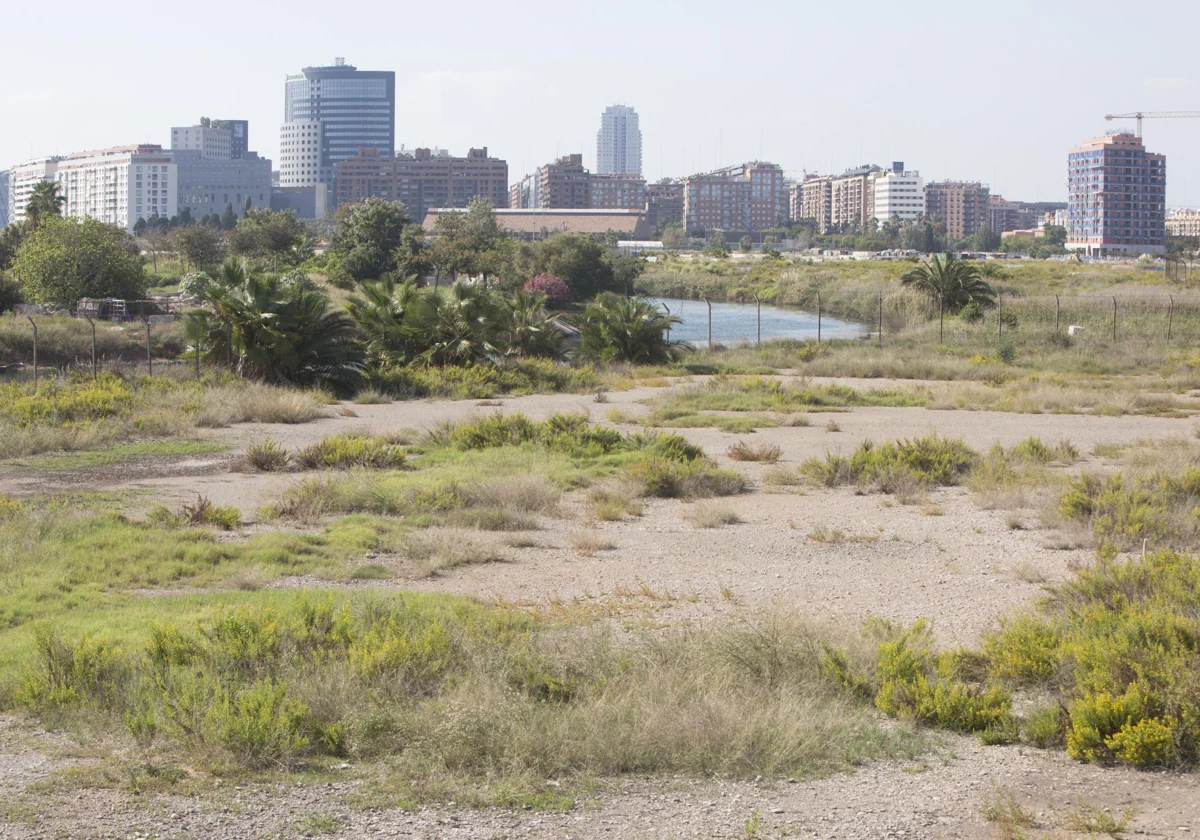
283,62 -> 395,185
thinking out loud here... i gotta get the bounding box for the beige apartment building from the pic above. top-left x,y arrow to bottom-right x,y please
924,180 -> 990,241
1166,208 -> 1200,237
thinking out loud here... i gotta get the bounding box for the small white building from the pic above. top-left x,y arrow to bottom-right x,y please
872,163 -> 924,224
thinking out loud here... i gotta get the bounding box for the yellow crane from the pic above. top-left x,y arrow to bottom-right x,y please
1104,111 -> 1200,138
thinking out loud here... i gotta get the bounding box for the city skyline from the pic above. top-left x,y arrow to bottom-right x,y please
4,0 -> 1199,207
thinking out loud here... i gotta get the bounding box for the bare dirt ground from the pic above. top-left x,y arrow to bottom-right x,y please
3,377 -> 1199,838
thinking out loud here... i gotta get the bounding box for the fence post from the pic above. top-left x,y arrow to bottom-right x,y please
1112,296 -> 1117,342
816,290 -> 822,345
998,294 -> 1003,341
84,316 -> 97,380
877,292 -> 883,347
26,316 -> 37,390
145,318 -> 152,378
1055,295 -> 1060,334
190,315 -> 202,380
662,303 -> 671,344
702,297 -> 712,350
1167,295 -> 1174,343
753,293 -> 761,347
939,294 -> 944,342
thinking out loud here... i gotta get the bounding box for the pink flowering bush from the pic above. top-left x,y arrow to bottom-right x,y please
524,274 -> 570,306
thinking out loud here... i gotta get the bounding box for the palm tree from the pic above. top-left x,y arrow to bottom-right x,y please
502,289 -> 564,360
420,283 -> 505,367
345,275 -> 431,368
580,293 -> 683,364
197,260 -> 362,393
25,180 -> 65,231
901,253 -> 996,311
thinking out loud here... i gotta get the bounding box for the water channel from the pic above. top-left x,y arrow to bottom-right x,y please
646,297 -> 866,347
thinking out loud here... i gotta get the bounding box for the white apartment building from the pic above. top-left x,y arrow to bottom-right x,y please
54,146 -> 178,233
872,164 -> 925,224
7,157 -> 63,226
0,170 -> 10,228
171,125 -> 233,160
1166,208 -> 1200,238
596,105 -> 642,177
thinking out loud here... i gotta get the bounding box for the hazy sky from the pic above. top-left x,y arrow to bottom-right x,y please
5,0 -> 1198,205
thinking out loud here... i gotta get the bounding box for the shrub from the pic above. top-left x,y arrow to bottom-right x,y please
295,434 -> 406,470
687,502 -> 742,528
1024,705 -> 1064,748
148,496 -> 240,530
206,679 -> 310,770
1058,470 -> 1200,549
800,434 -> 977,492
523,274 -> 570,306
623,457 -> 745,499
245,439 -> 290,472
726,441 -> 782,463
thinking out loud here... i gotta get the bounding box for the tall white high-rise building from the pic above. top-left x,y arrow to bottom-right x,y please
8,157 -> 63,227
596,104 -> 642,177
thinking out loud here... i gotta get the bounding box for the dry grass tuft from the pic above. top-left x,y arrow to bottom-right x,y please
588,481 -> 644,521
726,441 -> 783,463
824,419 -> 841,433
193,383 -> 328,427
687,502 -> 742,529
570,527 -> 617,557
403,532 -> 503,577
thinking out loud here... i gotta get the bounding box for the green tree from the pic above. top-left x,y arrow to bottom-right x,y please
514,233 -> 622,301
739,235 -> 753,253
174,223 -> 226,270
331,198 -> 412,282
660,224 -> 688,249
901,253 -> 996,311
580,293 -> 682,364
196,261 -> 362,393
971,225 -> 1002,252
0,274 -> 22,314
0,224 -> 24,271
704,233 -> 729,258
228,209 -> 312,270
427,199 -> 508,287
221,204 -> 238,230
24,180 -> 65,231
1043,225 -> 1068,247
11,217 -> 146,306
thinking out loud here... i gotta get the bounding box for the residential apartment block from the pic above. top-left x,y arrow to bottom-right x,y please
830,165 -> 881,230
510,155 -> 645,212
56,145 -> 179,232
924,180 -> 990,241
587,174 -> 646,211
334,146 -> 508,220
171,124 -> 233,161
681,162 -> 786,232
792,175 -> 833,232
1166,208 -> 1200,238
0,170 -> 9,229
7,157 -> 62,227
279,59 -> 395,190
596,105 -> 642,177
645,181 -> 684,230
1067,133 -> 1165,256
539,154 -> 590,209
872,164 -> 924,224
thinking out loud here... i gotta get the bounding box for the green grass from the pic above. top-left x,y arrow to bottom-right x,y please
11,591 -> 925,801
799,434 -> 977,492
4,439 -> 228,470
650,377 -> 928,415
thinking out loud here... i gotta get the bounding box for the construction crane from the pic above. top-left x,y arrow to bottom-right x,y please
1104,111 -> 1200,138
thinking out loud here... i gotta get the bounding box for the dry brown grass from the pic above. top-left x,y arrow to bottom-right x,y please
726,441 -> 783,463
687,502 -> 743,529
570,527 -> 617,557
806,524 -> 880,545
588,481 -> 644,521
193,382 -> 329,427
403,532 -> 503,577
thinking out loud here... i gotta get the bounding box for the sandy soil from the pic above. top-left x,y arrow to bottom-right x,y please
2,378 -> 1199,838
